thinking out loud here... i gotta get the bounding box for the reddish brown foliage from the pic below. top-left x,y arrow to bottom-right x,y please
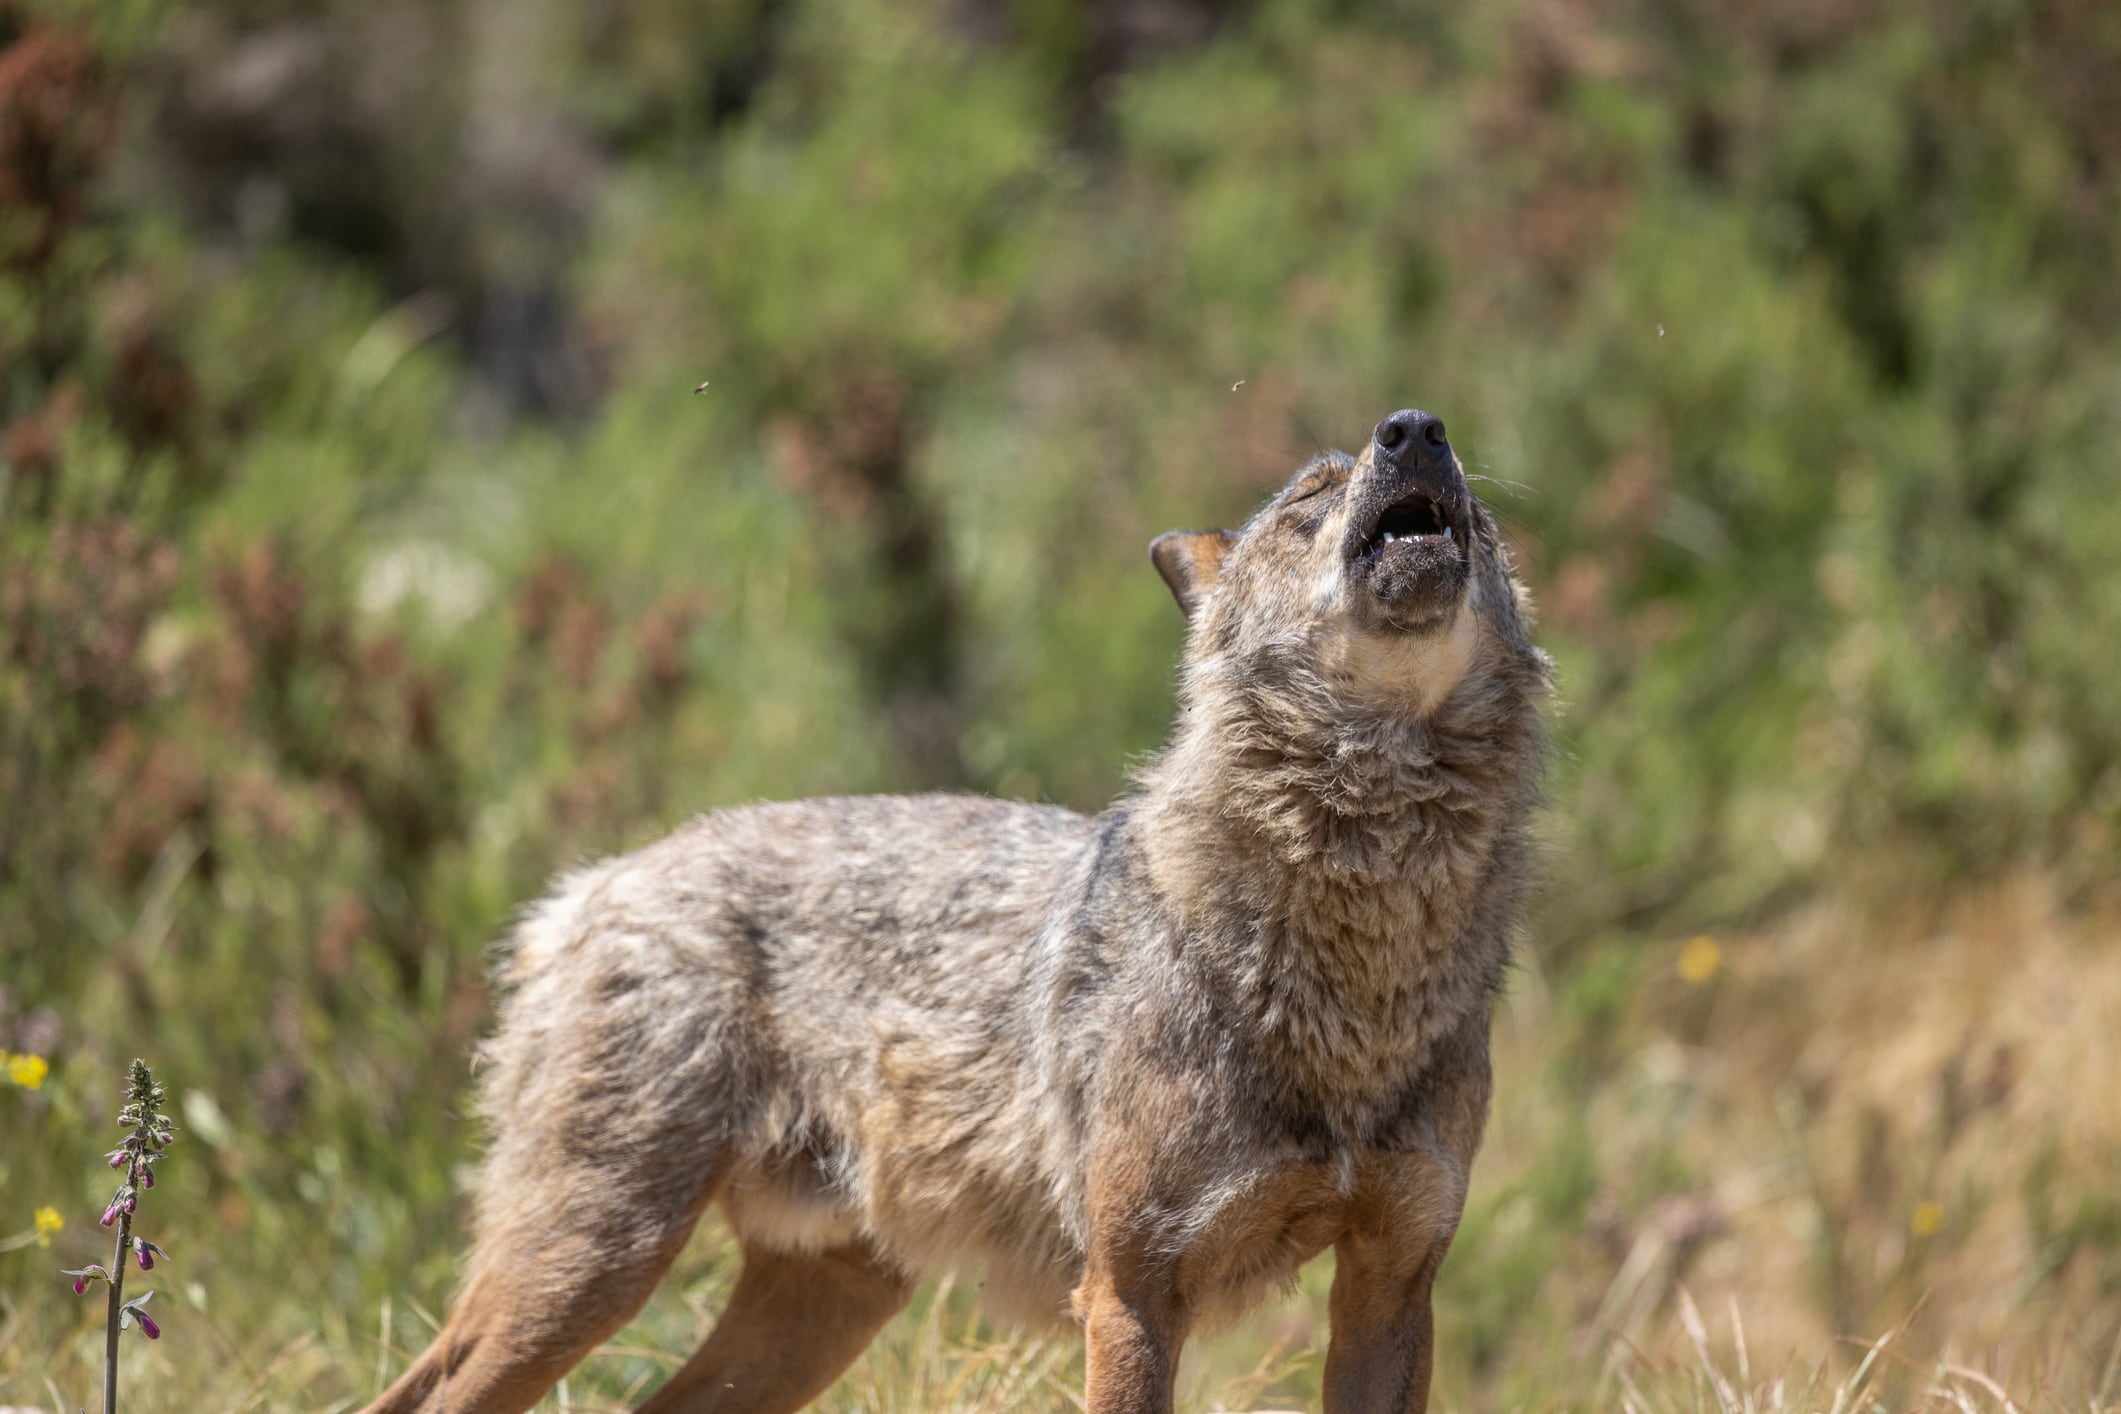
2,517 -> 180,728
0,14 -> 116,271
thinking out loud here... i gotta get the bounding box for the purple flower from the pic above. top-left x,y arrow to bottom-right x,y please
100,1203 -> 119,1228
108,1150 -> 129,1170
140,1165 -> 154,1188
122,1192 -> 136,1213
73,1274 -> 87,1295
135,1239 -> 154,1271
137,1311 -> 160,1339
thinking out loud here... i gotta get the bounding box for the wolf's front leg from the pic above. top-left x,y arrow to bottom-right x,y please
1322,1119 -> 1481,1412
1074,1255 -> 1189,1414
1323,1012 -> 1493,1411
1321,1228 -> 1445,1414
1073,1142 -> 1194,1414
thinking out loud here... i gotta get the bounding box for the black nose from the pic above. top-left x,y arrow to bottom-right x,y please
1373,408 -> 1449,462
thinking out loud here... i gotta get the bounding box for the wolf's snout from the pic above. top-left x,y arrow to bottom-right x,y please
1346,407 -> 1473,629
1372,408 -> 1450,464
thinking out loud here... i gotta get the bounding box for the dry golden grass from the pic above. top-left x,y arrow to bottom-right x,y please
1513,870 -> 2121,1393
1448,868 -> 2121,1412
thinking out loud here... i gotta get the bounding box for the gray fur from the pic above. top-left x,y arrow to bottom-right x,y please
373,417 -> 1550,1413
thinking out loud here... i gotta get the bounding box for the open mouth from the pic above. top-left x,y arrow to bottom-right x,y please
1357,490 -> 1458,562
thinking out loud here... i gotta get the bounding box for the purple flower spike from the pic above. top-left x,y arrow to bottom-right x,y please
137,1311 -> 160,1339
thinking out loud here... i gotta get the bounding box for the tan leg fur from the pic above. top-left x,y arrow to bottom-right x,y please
636,1241 -> 912,1414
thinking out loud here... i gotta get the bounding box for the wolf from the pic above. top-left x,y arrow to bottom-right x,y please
366,407 -> 1549,1414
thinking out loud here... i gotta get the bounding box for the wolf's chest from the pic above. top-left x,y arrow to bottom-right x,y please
1234,890 -> 1483,1120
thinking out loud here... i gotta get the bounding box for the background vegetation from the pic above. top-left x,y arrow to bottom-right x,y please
3,0 -> 2117,1407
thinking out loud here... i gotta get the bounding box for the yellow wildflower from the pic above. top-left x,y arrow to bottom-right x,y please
1911,1200 -> 1944,1237
1677,935 -> 1721,984
33,1206 -> 63,1247
4,1052 -> 49,1089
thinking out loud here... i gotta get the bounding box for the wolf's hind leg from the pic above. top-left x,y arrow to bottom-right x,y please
362,1148 -> 728,1414
364,916 -> 754,1413
635,1239 -> 913,1413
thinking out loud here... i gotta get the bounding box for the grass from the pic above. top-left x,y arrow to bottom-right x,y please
7,876 -> 2118,1413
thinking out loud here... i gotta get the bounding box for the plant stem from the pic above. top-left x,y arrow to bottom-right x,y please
104,1188 -> 131,1414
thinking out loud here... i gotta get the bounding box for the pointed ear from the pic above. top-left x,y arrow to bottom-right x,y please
1148,529 -> 1235,622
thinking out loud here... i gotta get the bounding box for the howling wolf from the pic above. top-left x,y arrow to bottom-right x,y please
368,407 -> 1549,1414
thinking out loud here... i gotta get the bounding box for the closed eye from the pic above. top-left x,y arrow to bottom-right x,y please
1281,480 -> 1343,539
1283,480 -> 1340,509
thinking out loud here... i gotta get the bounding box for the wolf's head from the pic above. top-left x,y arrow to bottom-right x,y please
1150,408 -> 1543,724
